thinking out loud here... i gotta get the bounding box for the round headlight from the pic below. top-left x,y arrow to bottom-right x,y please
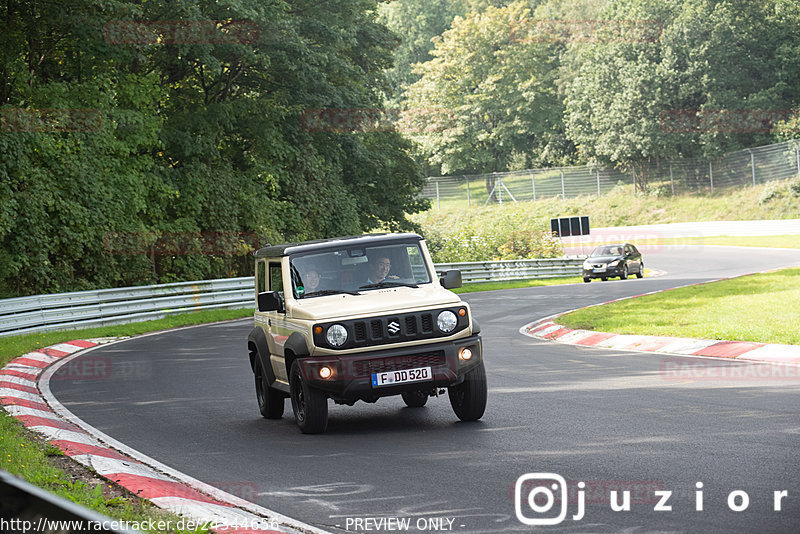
326,324 -> 348,347
437,310 -> 458,333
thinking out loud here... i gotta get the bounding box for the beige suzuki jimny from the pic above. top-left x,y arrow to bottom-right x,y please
247,233 -> 486,433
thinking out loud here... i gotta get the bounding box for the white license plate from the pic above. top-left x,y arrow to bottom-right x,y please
371,366 -> 432,387
593,267 -> 606,273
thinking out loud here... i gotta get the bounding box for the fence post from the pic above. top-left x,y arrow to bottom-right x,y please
531,172 -> 536,201
795,141 -> 800,177
745,148 -> 755,186
669,163 -> 674,195
496,173 -> 503,204
465,175 -> 471,207
595,166 -> 600,197
709,161 -> 714,192
560,168 -> 565,198
435,181 -> 440,209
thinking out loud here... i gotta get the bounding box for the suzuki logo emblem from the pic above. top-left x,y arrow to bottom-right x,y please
388,321 -> 401,335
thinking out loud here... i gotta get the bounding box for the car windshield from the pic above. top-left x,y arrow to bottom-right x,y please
590,245 -> 624,257
290,240 -> 432,298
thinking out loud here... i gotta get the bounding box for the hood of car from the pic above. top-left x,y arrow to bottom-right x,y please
287,284 -> 463,321
586,255 -> 622,264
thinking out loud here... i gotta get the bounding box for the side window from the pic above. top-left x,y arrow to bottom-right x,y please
256,261 -> 266,294
269,263 -> 284,298
407,246 -> 428,282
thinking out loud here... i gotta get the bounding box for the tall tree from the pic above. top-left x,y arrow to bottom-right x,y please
403,1 -> 567,178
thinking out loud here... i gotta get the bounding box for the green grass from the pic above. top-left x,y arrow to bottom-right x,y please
0,308 -> 253,368
1,307 -> 253,533
558,268 -> 800,345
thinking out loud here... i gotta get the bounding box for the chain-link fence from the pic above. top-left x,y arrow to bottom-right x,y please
422,139 -> 800,209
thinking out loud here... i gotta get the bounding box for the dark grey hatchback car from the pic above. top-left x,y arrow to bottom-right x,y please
582,243 -> 644,282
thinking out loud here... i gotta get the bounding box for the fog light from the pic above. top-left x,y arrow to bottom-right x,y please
459,347 -> 473,361
319,366 -> 333,379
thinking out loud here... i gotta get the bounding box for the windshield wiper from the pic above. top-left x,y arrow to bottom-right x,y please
303,289 -> 360,297
359,281 -> 419,290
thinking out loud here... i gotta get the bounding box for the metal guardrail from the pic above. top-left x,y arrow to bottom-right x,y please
0,277 -> 254,337
436,257 -> 584,283
0,258 -> 584,337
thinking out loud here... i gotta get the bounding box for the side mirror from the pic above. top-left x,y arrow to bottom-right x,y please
439,269 -> 462,289
257,291 -> 284,313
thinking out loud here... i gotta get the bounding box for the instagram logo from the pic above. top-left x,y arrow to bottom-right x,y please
515,473 -> 573,525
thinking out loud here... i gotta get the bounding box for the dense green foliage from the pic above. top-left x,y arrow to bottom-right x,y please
393,0 -> 800,179
2,0 -> 799,297
0,0 -> 427,297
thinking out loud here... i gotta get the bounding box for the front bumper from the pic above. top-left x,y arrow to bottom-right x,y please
297,335 -> 483,402
583,265 -> 624,278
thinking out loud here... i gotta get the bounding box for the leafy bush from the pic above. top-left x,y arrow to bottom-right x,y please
759,183 -> 782,204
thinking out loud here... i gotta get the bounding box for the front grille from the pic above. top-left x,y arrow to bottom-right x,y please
405,316 -> 417,335
354,322 -> 367,342
313,308 -> 469,349
371,320 -> 383,339
352,351 -> 446,377
421,313 -> 433,333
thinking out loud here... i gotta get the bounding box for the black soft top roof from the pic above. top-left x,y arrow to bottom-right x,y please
253,233 -> 423,259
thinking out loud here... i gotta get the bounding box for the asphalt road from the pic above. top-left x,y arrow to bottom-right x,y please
50,246 -> 800,534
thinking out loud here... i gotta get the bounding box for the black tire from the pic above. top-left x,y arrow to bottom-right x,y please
255,360 -> 284,419
448,362 -> 487,422
601,276 -> 608,281
620,265 -> 628,280
401,390 -> 429,408
583,277 -> 591,283
636,263 -> 644,278
289,360 -> 328,434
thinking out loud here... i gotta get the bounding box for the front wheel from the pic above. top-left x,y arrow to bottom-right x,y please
636,263 -> 644,278
289,361 -> 328,434
620,265 -> 628,280
255,360 -> 284,419
583,277 -> 591,283
449,362 -> 487,422
401,390 -> 429,408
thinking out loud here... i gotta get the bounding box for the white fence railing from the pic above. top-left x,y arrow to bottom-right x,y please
0,258 -> 584,337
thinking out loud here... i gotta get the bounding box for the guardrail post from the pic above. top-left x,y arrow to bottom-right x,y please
560,167 -> 565,199
531,172 -> 536,201
435,181 -> 440,209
